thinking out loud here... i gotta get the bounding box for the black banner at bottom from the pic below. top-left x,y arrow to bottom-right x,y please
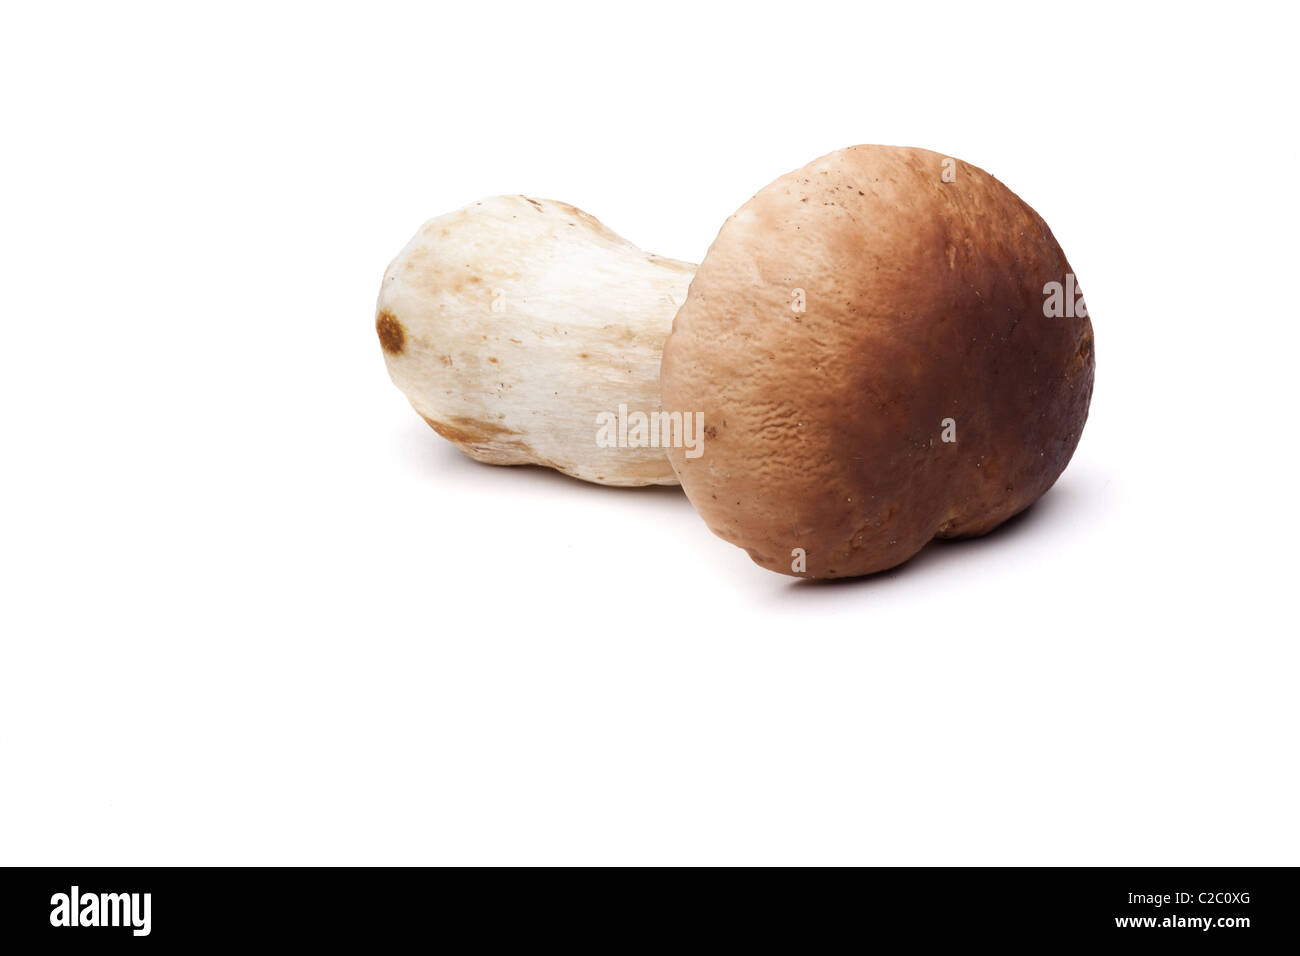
0,867 -> 1294,947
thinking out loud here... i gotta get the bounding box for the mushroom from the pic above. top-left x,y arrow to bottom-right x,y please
377,196 -> 695,486
659,145 -> 1095,577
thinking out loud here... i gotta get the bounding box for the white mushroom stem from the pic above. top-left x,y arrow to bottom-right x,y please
377,196 -> 695,486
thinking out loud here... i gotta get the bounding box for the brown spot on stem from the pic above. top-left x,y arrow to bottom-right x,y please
376,311 -> 405,354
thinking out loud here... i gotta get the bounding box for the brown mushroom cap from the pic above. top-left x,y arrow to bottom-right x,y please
660,145 -> 1094,578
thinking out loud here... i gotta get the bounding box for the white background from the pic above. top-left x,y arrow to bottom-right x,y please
2,2 -> 1296,865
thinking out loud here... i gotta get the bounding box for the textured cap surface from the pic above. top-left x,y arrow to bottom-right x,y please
660,145 -> 1094,577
